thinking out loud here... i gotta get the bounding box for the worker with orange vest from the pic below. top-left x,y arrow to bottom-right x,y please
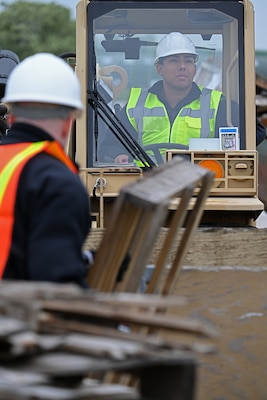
0,53 -> 91,286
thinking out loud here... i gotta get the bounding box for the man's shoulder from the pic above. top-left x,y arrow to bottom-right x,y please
148,80 -> 163,96
197,84 -> 223,96
22,152 -> 79,188
18,152 -> 88,212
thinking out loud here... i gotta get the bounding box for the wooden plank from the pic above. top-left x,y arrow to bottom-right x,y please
0,317 -> 27,339
167,267 -> 267,400
0,368 -> 139,399
88,199 -> 145,290
0,282 -> 187,307
82,292 -> 188,307
0,282 -> 213,399
81,158 -> 214,390
87,157 -> 214,295
37,318 -> 216,355
40,299 -> 218,338
120,157 -> 211,205
116,205 -> 167,292
0,330 -> 64,359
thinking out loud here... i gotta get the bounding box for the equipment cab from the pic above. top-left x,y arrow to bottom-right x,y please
73,0 -> 263,227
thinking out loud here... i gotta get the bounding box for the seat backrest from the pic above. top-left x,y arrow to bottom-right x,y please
87,157 -> 214,295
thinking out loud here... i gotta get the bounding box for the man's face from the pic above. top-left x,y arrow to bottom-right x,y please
156,53 -> 196,91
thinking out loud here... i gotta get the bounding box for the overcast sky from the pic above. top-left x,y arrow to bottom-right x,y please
2,0 -> 267,50
252,0 -> 267,50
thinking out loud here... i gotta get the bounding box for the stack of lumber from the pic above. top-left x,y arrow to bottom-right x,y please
0,281 -> 218,400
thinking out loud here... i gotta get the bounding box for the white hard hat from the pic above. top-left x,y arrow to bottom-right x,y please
155,32 -> 199,64
2,53 -> 83,111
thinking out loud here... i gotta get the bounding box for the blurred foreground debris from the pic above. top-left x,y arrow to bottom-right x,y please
0,281 -> 218,400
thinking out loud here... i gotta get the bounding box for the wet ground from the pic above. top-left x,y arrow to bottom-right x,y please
256,210 -> 267,228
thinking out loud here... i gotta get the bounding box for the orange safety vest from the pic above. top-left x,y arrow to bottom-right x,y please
0,140 -> 78,278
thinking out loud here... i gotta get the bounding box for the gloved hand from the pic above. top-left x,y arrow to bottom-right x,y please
82,250 -> 96,270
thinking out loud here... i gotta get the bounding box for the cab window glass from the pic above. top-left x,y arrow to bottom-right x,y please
88,3 -> 243,166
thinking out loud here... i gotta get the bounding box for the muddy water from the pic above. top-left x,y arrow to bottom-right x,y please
256,210 -> 267,228
85,221 -> 267,399
258,138 -> 267,213
165,267 -> 267,400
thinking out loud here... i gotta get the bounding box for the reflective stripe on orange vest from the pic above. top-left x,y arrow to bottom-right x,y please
0,141 -> 78,278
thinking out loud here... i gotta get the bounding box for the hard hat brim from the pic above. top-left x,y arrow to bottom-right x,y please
2,93 -> 84,111
154,51 -> 199,65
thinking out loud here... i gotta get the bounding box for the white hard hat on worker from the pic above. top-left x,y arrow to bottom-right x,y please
2,53 -> 83,114
154,32 -> 199,65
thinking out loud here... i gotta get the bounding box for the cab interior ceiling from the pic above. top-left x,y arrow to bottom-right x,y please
94,9 -> 233,36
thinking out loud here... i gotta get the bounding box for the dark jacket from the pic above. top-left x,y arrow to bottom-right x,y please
1,122 -> 90,287
256,118 -> 267,146
98,81 -> 266,161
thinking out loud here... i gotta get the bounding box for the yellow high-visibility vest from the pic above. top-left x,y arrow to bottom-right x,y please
126,86 -> 223,148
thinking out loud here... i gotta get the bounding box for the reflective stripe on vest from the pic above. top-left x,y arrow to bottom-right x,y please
0,141 -> 78,278
126,86 -> 222,146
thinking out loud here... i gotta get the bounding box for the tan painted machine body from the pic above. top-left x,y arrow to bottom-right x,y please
72,0 -> 264,227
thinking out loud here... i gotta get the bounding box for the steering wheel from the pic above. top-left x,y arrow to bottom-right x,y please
143,143 -> 189,165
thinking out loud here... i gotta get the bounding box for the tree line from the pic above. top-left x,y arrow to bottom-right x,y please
0,0 -> 76,60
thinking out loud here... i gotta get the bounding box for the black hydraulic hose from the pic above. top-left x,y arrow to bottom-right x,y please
87,90 -> 156,170
89,31 -> 155,169
58,52 -> 76,59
